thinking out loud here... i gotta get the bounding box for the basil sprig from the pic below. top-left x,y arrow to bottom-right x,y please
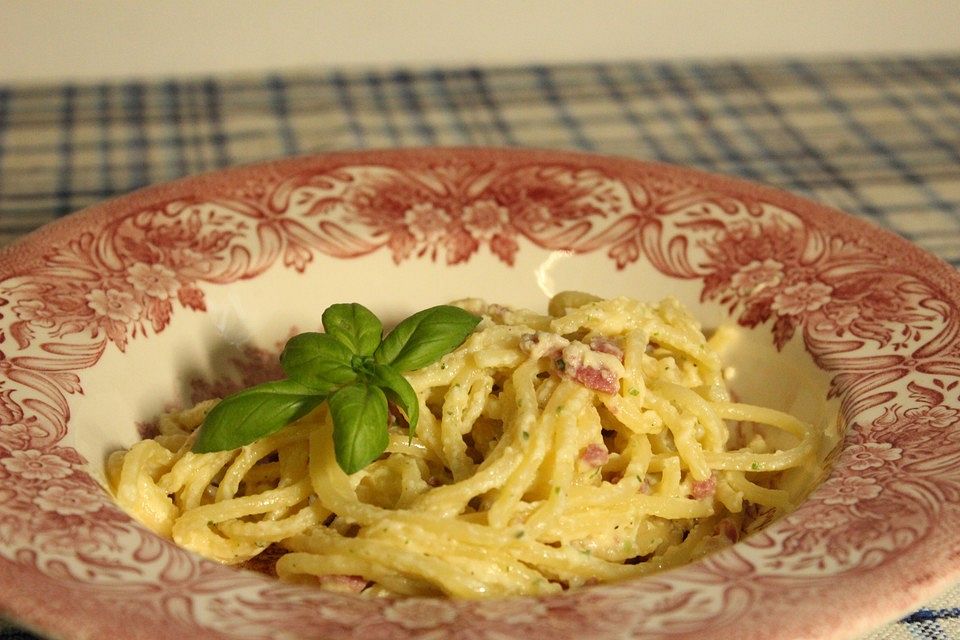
192,303 -> 480,473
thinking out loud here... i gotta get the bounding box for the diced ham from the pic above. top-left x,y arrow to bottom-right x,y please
691,474 -> 717,499
580,443 -> 609,467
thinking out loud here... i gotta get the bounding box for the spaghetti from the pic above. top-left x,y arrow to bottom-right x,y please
107,292 -> 817,597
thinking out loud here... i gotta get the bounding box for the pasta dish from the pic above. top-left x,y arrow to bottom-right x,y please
107,292 -> 816,597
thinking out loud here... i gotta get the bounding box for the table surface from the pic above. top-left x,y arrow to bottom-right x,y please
2,55 -> 960,640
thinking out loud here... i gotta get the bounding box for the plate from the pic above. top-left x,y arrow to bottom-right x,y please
2,148 -> 959,639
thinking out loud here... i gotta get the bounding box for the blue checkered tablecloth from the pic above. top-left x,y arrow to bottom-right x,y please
2,56 -> 960,639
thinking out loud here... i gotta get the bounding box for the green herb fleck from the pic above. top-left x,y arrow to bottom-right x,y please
193,303 -> 480,474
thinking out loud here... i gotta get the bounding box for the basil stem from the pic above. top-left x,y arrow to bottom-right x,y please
368,361 -> 420,436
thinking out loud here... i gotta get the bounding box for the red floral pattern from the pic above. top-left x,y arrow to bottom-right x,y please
3,149 -> 960,639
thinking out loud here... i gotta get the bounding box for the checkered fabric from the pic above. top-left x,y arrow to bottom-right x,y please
1,56 -> 960,638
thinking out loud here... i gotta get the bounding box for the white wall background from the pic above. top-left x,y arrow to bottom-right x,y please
1,0 -> 958,82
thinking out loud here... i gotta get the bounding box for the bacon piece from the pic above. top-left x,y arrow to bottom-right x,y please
589,336 -> 624,361
691,474 -> 717,499
319,574 -> 369,593
486,303 -> 513,323
558,342 -> 624,395
570,365 -> 620,395
519,331 -> 570,360
717,518 -> 740,544
580,443 -> 609,467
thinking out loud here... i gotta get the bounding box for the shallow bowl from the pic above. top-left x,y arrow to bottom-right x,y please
2,148 -> 959,639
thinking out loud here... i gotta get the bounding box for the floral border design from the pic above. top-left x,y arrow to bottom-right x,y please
2,149 -> 960,640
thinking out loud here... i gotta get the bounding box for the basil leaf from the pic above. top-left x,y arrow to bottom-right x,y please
280,332 -> 357,390
374,305 -> 480,372
322,303 -> 383,356
369,363 -> 420,436
192,379 -> 326,453
328,383 -> 389,474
